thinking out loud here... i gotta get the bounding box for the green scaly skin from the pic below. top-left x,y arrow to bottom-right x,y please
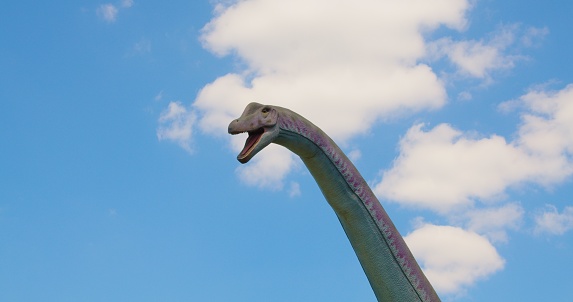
229,103 -> 440,302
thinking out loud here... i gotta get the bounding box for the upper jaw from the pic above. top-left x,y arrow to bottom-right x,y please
227,120 -> 246,135
236,127 -> 266,163
228,123 -> 279,164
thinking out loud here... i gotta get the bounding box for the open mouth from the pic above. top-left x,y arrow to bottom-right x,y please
238,128 -> 265,162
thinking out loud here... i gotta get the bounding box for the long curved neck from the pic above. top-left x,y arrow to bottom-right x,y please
274,110 -> 440,302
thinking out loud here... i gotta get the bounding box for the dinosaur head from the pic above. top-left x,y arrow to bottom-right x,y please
228,102 -> 280,163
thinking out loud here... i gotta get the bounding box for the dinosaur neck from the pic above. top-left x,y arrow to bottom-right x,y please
274,111 -> 440,302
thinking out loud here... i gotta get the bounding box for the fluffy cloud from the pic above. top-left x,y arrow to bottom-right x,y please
157,101 -> 196,153
151,2 -> 563,296
97,1 -> 134,23
428,25 -> 518,79
190,0 -> 478,190
516,84 -> 573,159
459,203 -> 524,243
234,144 -> 295,189
534,205 -> 573,235
427,24 -> 548,80
196,0 -> 472,141
375,124 -> 527,211
433,38 -> 516,78
405,224 -> 505,295
375,84 -> 573,212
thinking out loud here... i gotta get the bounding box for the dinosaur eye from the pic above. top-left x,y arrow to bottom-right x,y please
261,107 -> 270,113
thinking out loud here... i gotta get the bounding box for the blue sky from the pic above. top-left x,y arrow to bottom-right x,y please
1,1 -> 572,301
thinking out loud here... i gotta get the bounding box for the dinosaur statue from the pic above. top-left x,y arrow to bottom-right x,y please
228,102 -> 440,302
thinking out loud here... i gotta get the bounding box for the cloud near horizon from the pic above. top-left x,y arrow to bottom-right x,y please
375,84 -> 573,213
372,84 -> 573,293
405,224 -> 505,294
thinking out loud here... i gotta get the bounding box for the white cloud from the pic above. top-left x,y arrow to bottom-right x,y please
150,2 -> 560,296
235,145 -> 295,189
347,149 -> 362,162
534,205 -> 573,235
195,0 -> 472,140
157,101 -> 196,153
97,1 -> 134,23
515,84 -> 573,158
164,0 -> 548,210
520,26 -> 549,48
427,24 -> 523,79
460,203 -> 524,243
97,4 -> 119,23
191,0 -> 475,190
447,39 -> 509,77
405,224 -> 505,295
457,91 -> 472,101
375,84 -> 573,212
374,123 -> 540,212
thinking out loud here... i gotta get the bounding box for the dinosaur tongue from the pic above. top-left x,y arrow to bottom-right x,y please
239,128 -> 264,159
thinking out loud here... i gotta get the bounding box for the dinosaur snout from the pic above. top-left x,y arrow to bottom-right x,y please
228,119 -> 242,135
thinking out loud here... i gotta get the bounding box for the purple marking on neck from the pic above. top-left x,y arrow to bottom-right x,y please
277,112 -> 436,302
